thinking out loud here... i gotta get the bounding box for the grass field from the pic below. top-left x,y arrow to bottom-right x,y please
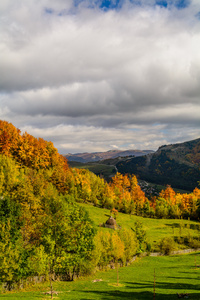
79,203 -> 200,250
2,203 -> 200,299
2,253 -> 200,299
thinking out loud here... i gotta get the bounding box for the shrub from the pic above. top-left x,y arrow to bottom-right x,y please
118,228 -> 138,263
159,237 -> 176,255
188,238 -> 200,249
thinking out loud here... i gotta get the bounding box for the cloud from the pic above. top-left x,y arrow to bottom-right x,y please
19,123 -> 168,153
0,0 -> 200,153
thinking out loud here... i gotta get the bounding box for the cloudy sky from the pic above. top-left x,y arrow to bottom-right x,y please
0,0 -> 200,154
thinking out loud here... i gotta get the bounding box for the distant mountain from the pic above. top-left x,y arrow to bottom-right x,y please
116,138 -> 200,191
65,149 -> 154,163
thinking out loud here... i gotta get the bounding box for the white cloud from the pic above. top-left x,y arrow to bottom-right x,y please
19,123 -> 167,153
0,0 -> 200,153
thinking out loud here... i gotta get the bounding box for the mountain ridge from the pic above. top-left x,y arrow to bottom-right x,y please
65,149 -> 154,163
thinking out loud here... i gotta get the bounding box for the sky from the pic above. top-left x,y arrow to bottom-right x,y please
0,0 -> 200,154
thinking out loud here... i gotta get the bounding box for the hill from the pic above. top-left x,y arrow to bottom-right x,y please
116,138 -> 200,191
79,202 -> 200,248
1,120 -> 200,293
65,149 -> 154,163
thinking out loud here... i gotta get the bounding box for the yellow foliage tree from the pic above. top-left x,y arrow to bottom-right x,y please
111,232 -> 125,286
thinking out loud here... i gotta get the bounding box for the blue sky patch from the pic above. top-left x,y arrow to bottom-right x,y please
156,0 -> 168,8
155,0 -> 191,10
46,0 -> 192,15
99,0 -> 123,11
96,0 -> 191,11
175,0 -> 191,9
73,0 -> 125,11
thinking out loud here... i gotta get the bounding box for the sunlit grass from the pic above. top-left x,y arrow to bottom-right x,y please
2,253 -> 200,299
79,202 -> 200,247
2,204 -> 200,299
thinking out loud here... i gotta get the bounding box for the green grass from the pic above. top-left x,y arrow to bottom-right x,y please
2,204 -> 200,299
2,253 -> 200,299
79,203 -> 200,249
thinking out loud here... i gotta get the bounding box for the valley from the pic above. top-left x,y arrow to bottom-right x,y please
1,120 -> 200,299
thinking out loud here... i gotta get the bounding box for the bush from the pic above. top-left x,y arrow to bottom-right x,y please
159,237 -> 176,255
118,228 -> 138,263
188,238 -> 200,249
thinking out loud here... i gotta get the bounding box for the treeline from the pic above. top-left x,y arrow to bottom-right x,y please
72,169 -> 200,219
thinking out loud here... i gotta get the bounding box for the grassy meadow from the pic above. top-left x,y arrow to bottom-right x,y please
2,203 -> 200,299
2,253 -> 200,299
79,203 -> 200,250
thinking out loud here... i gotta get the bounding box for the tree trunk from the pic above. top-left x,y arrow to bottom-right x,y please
116,260 -> 119,286
49,263 -> 53,299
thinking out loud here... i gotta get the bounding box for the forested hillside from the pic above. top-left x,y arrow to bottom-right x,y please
117,138 -> 200,191
0,120 -> 200,292
0,121 -> 141,290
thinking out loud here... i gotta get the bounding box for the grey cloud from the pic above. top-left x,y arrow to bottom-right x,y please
0,0 -> 200,153
17,122 -> 200,154
1,2 -> 199,92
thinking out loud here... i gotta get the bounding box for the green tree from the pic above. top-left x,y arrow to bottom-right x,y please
155,198 -> 169,218
133,221 -> 147,252
0,221 -> 22,290
41,196 -> 96,281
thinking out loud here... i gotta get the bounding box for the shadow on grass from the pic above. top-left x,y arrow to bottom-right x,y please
165,222 -> 200,231
78,280 -> 200,300
79,290 -> 200,300
165,223 -> 180,228
182,252 -> 200,256
167,276 -> 200,280
128,280 -> 200,290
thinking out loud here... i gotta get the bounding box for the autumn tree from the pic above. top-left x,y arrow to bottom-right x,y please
0,120 -> 22,157
111,232 -> 125,286
118,228 -> 138,262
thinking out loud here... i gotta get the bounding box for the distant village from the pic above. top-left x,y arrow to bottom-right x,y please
138,180 -> 160,197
